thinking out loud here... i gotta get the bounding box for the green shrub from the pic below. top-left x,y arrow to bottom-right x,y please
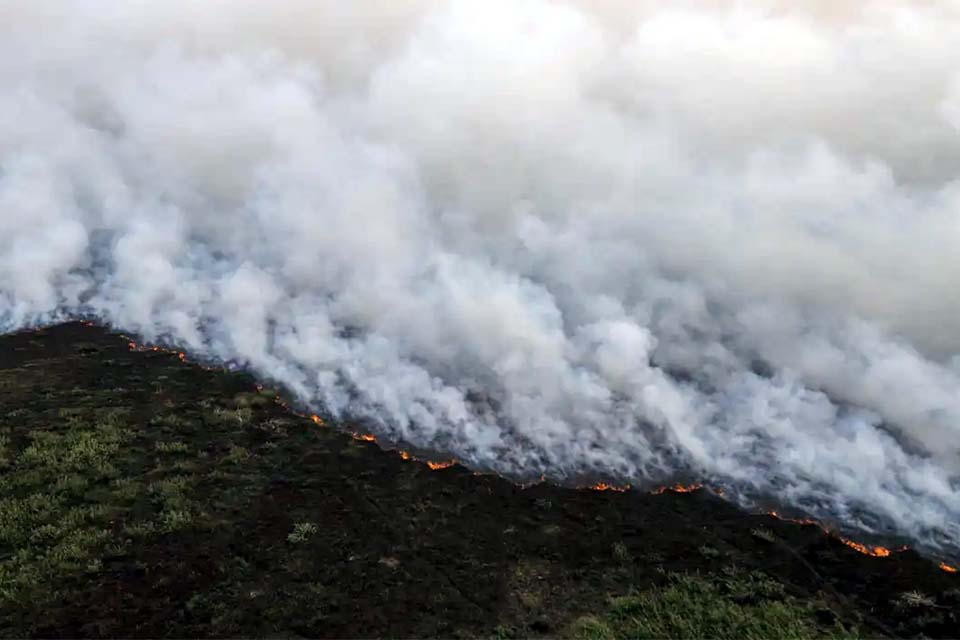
751,526 -> 776,543
612,541 -> 630,564
155,440 -> 190,453
568,616 -> 616,640
571,572 -> 857,640
288,522 -> 319,544
699,544 -> 722,559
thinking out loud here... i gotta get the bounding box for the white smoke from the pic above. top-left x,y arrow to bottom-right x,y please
2,0 -> 959,551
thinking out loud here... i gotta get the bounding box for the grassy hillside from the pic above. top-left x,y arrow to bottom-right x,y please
0,322 -> 956,638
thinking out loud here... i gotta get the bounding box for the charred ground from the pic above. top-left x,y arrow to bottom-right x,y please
0,322 -> 957,638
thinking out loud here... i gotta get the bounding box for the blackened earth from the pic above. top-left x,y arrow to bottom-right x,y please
0,322 -> 957,638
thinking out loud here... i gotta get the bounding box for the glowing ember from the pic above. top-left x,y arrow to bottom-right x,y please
111,329 -> 957,568
651,483 -> 703,495
841,539 -> 891,557
766,511 -> 906,559
590,482 -> 631,492
518,474 -> 546,489
766,511 -> 820,527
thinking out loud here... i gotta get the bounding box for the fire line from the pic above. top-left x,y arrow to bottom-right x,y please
121,327 -> 960,575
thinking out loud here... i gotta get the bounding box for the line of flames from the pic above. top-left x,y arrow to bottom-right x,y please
127,341 -> 188,363
650,482 -> 704,495
120,331 -> 959,574
585,488 -> 957,570
762,510 -> 912,558
763,510 -> 922,559
262,387 -> 458,469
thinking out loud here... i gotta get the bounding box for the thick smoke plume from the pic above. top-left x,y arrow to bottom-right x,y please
2,1 -> 959,552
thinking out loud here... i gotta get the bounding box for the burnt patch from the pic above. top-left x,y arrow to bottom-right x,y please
0,321 -> 956,638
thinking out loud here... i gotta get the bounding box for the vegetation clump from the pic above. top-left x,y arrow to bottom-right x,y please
0,323 -> 957,638
288,522 -> 319,544
570,570 -> 858,640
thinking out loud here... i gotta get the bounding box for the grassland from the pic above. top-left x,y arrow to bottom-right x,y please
0,322 -> 957,638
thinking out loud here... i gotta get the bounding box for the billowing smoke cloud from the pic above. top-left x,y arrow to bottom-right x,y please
2,1 -> 959,552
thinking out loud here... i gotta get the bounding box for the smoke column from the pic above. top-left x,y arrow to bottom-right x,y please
2,1 -> 959,553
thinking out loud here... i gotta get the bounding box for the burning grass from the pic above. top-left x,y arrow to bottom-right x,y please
650,483 -> 704,495
1,322 -> 958,638
106,331 -> 960,575
588,483 -> 631,492
765,510 -> 907,562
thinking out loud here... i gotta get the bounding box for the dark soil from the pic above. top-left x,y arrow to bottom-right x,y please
0,321 -> 957,638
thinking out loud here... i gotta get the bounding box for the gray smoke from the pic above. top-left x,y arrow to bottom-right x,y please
2,0 -> 959,552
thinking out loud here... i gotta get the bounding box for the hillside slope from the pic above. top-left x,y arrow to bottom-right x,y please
0,322 -> 957,638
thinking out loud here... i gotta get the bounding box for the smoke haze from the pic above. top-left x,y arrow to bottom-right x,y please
2,1 -> 959,552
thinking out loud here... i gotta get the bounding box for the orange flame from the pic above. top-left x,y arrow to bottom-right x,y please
590,482 -> 631,492
651,483 -> 703,495
394,449 -> 455,469
766,510 -> 902,559
842,539 -> 891,557
113,330 -> 959,571
766,510 -> 820,527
